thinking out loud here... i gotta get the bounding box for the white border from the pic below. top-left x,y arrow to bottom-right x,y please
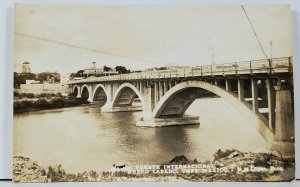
1,0 -> 299,184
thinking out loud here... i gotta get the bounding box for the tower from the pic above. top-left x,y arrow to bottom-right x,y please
22,62 -> 31,73
92,62 -> 96,69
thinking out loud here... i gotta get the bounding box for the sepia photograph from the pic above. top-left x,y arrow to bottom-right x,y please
13,4 -> 295,182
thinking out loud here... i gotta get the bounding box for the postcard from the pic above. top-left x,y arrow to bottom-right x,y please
13,4 -> 295,182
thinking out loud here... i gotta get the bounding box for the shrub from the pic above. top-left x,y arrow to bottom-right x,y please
51,98 -> 65,108
26,93 -> 35,98
213,149 -> 236,161
46,93 -> 52,99
14,95 -> 91,113
47,164 -> 66,182
68,92 -> 76,97
253,154 -> 275,167
14,91 -> 20,97
35,99 -> 50,109
55,92 -> 62,97
65,98 -> 85,106
14,100 -> 33,112
64,98 -> 76,106
14,101 -> 24,111
21,100 -> 33,108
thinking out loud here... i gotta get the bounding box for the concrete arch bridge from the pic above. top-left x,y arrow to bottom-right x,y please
68,57 -> 294,155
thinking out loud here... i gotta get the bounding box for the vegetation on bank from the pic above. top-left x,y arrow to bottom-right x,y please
14,72 -> 61,89
13,97 -> 90,113
13,149 -> 295,182
14,91 -> 63,99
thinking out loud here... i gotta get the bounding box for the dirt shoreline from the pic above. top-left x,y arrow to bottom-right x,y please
13,149 -> 295,182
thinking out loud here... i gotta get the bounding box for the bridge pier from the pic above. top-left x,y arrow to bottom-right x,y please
225,79 -> 232,91
154,81 -> 159,105
163,81 -> 167,94
139,81 -> 143,94
101,105 -> 143,112
75,85 -> 81,98
136,115 -> 200,127
251,78 -> 259,114
214,79 -> 219,86
87,85 -> 94,102
140,85 -> 155,121
266,79 -> 275,130
159,81 -> 164,98
169,80 -> 172,89
237,79 -> 244,101
274,85 -> 294,142
270,85 -> 294,157
76,91 -> 81,98
100,95 -> 143,112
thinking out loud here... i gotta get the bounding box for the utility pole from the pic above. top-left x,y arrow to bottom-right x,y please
208,38 -> 216,65
269,41 -> 273,59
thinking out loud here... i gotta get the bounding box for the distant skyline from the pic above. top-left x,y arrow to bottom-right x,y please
14,4 -> 292,75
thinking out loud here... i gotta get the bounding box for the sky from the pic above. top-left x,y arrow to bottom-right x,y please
14,4 -> 292,75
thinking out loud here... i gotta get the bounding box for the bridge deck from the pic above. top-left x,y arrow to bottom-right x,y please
68,57 -> 292,84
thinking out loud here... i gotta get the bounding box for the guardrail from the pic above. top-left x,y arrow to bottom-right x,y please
67,57 -> 292,84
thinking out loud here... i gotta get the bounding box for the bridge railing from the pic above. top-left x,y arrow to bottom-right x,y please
67,57 -> 292,84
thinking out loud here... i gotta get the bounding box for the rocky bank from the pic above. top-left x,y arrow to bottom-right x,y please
13,149 -> 295,182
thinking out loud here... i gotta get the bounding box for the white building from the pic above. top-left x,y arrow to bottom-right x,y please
83,62 -> 118,76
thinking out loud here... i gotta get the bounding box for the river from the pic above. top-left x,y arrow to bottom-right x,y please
13,97 -> 269,173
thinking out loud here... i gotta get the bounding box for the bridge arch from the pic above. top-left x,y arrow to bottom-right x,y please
152,80 -> 274,142
92,84 -> 109,106
81,84 -> 90,101
111,83 -> 145,108
73,85 -> 79,96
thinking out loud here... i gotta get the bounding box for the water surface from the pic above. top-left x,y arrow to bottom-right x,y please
14,97 -> 268,172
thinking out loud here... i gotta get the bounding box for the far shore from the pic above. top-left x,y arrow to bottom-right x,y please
13,95 -> 93,114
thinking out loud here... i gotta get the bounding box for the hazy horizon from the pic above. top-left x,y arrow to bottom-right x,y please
14,4 -> 292,75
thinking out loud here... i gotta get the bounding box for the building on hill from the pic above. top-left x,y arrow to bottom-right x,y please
82,62 -> 118,77
25,80 -> 40,84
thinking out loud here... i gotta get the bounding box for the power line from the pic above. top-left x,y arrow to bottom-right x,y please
241,5 -> 269,60
14,32 -> 159,64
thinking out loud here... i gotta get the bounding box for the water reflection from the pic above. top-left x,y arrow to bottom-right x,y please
153,126 -> 198,160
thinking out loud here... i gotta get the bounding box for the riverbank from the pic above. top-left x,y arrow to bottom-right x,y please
13,149 -> 295,182
13,97 -> 90,113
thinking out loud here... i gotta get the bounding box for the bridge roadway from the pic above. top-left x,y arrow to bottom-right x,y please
68,57 -> 294,157
70,57 -> 292,83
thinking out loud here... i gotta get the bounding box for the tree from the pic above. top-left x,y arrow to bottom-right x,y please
37,72 -> 61,83
70,70 -> 84,80
76,70 -> 84,77
69,73 -> 76,80
115,66 -> 130,74
14,72 -> 37,88
158,67 -> 167,70
103,65 -> 112,72
14,72 -> 21,88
